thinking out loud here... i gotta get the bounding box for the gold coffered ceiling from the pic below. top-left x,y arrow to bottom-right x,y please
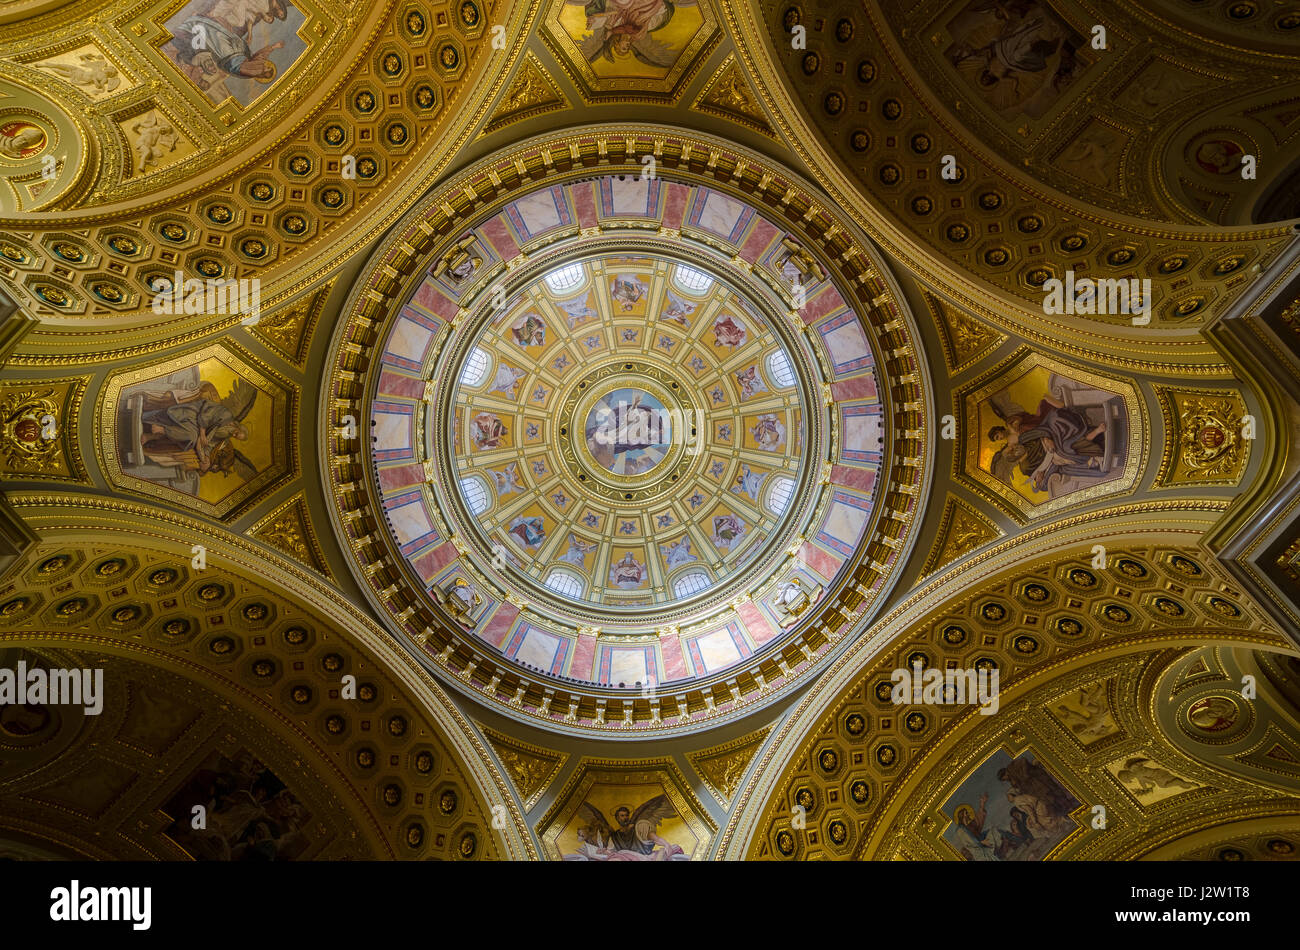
0,0 -> 1297,870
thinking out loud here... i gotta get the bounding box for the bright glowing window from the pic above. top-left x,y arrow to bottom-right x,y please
766,476 -> 796,517
672,265 -> 712,294
672,571 -> 711,598
766,350 -> 795,388
544,263 -> 584,294
544,570 -> 584,598
459,347 -> 490,387
459,476 -> 489,516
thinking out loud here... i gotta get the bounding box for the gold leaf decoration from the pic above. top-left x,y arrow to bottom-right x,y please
1279,537 -> 1300,587
251,282 -> 331,368
693,55 -> 772,134
1155,387 -> 1251,486
687,727 -> 770,806
0,377 -> 89,481
921,495 -> 1001,576
484,53 -> 567,134
249,492 -> 331,578
481,726 -> 566,811
1279,295 -> 1299,336
926,293 -> 1005,373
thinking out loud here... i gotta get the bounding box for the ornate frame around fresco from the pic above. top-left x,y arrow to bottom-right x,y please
95,340 -> 297,521
955,347 -> 1147,523
320,125 -> 935,738
535,756 -> 717,861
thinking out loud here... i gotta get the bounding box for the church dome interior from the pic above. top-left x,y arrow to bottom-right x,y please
1,0 -> 1299,885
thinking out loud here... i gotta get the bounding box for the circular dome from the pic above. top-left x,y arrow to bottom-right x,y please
323,130 -> 928,735
439,250 -> 821,623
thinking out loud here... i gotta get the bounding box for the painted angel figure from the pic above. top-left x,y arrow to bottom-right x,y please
138,377 -> 258,480
491,462 -> 523,496
579,0 -> 679,69
487,363 -> 527,398
558,296 -> 597,328
661,291 -> 695,327
661,536 -> 696,568
732,464 -> 766,501
565,795 -> 687,861
558,533 -> 597,566
734,365 -> 768,401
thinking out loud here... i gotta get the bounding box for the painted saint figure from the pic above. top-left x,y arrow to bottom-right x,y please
609,551 -> 647,589
168,0 -> 289,93
579,0 -> 679,69
510,312 -> 546,347
564,795 -> 687,861
988,395 -> 1106,493
138,378 -> 257,479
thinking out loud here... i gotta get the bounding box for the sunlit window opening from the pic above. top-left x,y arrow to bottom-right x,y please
767,350 -> 795,388
544,263 -> 585,294
459,347 -> 490,387
766,476 -> 796,517
459,476 -> 489,516
544,570 -> 585,598
672,264 -> 713,294
672,570 -> 711,598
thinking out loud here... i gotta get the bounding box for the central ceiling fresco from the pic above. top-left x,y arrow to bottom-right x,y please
0,0 -> 1299,882
443,247 -> 818,617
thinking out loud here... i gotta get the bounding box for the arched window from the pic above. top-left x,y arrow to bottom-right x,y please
544,263 -> 585,294
459,347 -> 490,387
459,476 -> 489,516
766,350 -> 795,388
672,570 -> 711,598
766,476 -> 796,517
672,264 -> 713,294
544,569 -> 584,599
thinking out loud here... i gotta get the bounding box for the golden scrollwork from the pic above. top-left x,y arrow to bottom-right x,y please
1156,387 -> 1252,486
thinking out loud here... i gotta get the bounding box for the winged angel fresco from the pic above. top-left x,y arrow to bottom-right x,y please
133,377 -> 259,487
564,795 -> 688,861
579,0 -> 680,69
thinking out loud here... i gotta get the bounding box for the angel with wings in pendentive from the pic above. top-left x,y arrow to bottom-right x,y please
578,0 -> 681,69
565,795 -> 688,861
137,377 -> 259,481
